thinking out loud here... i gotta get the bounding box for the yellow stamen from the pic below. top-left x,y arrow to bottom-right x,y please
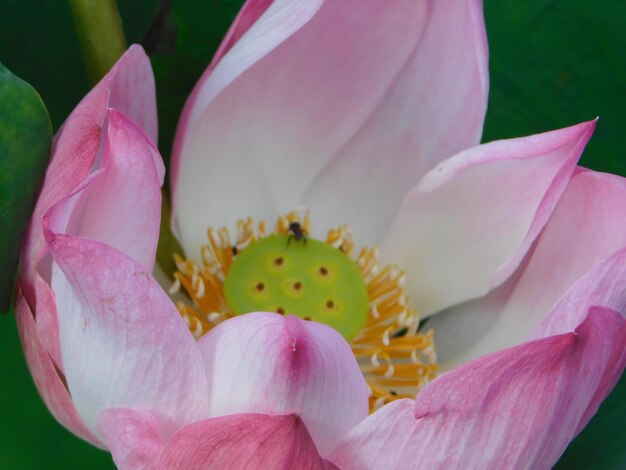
173,210 -> 438,411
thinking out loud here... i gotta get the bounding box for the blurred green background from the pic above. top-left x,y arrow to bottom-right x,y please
1,0 -> 624,468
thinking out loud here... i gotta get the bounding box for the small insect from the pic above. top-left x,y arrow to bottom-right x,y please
231,245 -> 238,256
287,221 -> 308,246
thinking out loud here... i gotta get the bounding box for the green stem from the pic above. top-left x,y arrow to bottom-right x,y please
69,0 -> 127,85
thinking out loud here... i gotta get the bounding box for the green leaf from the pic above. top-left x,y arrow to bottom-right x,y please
0,64 -> 52,312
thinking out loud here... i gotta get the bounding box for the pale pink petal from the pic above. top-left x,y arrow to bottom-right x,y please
157,413 -> 336,470
173,0 -> 489,255
22,45 -> 157,273
31,171 -> 103,371
330,309 -> 624,469
31,108 -> 164,371
208,0 -> 275,70
14,283 -> 102,447
430,168 -> 626,369
197,313 -> 368,457
530,171 -> 626,338
98,408 -> 163,470
46,234 -> 209,439
304,0 -> 489,243
382,121 -> 596,317
107,47 -> 159,146
171,0 -> 323,194
44,109 -> 163,272
533,249 -> 626,338
528,250 -> 626,430
171,0 -> 274,174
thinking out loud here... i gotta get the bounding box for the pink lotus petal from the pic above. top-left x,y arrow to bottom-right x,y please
530,172 -> 626,338
22,45 -> 157,275
46,234 -> 209,439
330,308 -> 624,469
14,283 -> 101,447
209,0 -> 275,68
171,0 -> 274,176
32,171 -> 103,370
531,251 -> 626,431
157,413 -> 336,470
171,0 -> 323,198
98,408 -> 163,470
429,168 -> 626,369
304,0 -> 489,244
172,0 -> 489,255
18,46 -> 159,382
533,249 -> 626,338
32,273 -> 62,369
382,121 -> 596,317
32,108 -> 164,374
197,313 -> 368,457
45,109 -> 163,272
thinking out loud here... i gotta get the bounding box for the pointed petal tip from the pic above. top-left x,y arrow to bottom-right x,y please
383,118 -> 599,317
104,106 -> 165,185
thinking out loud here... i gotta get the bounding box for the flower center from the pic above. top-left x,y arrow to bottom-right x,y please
224,234 -> 369,340
171,211 -> 438,411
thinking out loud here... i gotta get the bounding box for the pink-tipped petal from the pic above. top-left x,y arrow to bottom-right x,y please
210,0 -> 275,67
171,0 -> 274,173
533,249 -> 626,338
32,273 -> 62,369
98,408 -> 163,470
304,0 -> 489,243
529,170 -> 626,338
173,0 -> 489,254
171,0 -> 323,196
197,313 -> 368,457
31,171 -> 103,370
14,283 -> 101,447
31,109 -> 164,372
47,235 -> 209,439
330,309 -> 624,470
382,121 -> 596,317
44,109 -> 163,272
107,47 -> 158,146
22,45 -> 157,273
524,251 -> 626,433
430,169 -> 626,369
157,413 -> 337,470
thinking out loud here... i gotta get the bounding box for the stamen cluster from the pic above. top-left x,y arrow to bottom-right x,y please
171,211 -> 438,411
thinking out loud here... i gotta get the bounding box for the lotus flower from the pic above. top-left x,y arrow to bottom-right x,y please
16,1 -> 625,469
